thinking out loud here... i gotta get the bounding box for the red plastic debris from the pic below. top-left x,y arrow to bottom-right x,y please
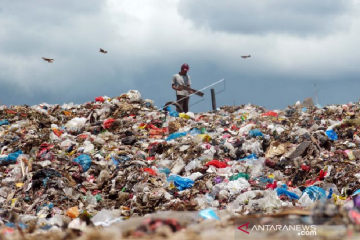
205,160 -> 228,168
95,96 -> 105,102
143,168 -> 156,176
266,181 -> 278,190
262,111 -> 278,117
304,179 -> 318,187
77,134 -> 88,140
103,119 -> 116,129
231,125 -> 240,131
301,165 -> 311,172
92,190 -> 102,195
6,110 -> 16,114
318,170 -> 327,181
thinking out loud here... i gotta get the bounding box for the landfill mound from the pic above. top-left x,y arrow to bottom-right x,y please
0,90 -> 360,240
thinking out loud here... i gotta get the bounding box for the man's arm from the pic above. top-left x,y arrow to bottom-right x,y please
172,75 -> 182,90
172,84 -> 179,90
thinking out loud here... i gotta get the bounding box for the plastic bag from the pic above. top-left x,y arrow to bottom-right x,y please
179,113 -> 190,119
66,207 -> 79,219
233,191 -> 259,208
242,141 -> 263,156
302,186 -> 326,201
65,117 -> 87,132
127,90 -> 141,102
91,209 -> 122,227
325,130 -> 338,140
239,153 -> 257,161
298,193 -> 313,207
73,154 -> 91,172
197,134 -> 212,142
239,123 -> 256,135
188,128 -> 202,136
165,106 -> 179,117
353,195 -> 360,208
0,119 -> 9,126
247,190 -> 282,211
205,160 -> 227,168
351,189 -> 360,196
143,168 -> 156,176
167,175 -> 194,190
249,129 -> 263,138
229,173 -> 249,181
103,119 -> 115,129
276,187 -> 300,200
158,167 -> 171,176
199,209 -> 220,220
7,150 -> 23,162
185,159 -> 201,172
213,178 -> 250,196
95,96 -> 105,102
82,141 -> 94,153
261,111 -> 278,117
165,131 -> 187,141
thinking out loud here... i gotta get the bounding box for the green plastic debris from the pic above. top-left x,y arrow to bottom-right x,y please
95,194 -> 102,202
229,173 -> 249,181
201,127 -> 206,134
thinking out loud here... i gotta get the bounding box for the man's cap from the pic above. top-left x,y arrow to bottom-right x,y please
181,63 -> 189,71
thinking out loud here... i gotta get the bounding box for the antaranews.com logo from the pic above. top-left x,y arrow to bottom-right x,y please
238,223 -> 317,236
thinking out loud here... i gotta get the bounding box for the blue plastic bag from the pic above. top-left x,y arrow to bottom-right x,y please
199,209 -> 220,220
165,131 -> 187,141
276,187 -> 300,200
111,156 -> 119,166
165,106 -> 179,117
0,119 -> 9,126
5,222 -> 27,230
73,154 -> 92,172
249,129 -> 263,137
325,130 -> 338,140
0,150 -> 23,165
158,168 -> 171,176
327,188 -> 333,199
303,186 -> 326,201
188,128 -> 202,136
352,189 -> 360,196
167,175 -> 194,190
7,150 -> 23,162
239,153 -> 258,161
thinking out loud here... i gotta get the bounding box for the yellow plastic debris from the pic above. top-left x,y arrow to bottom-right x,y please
179,113 -> 190,120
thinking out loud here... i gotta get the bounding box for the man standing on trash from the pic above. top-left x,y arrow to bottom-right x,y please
172,63 -> 191,113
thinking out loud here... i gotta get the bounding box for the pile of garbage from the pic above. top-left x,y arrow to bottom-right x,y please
0,91 -> 360,239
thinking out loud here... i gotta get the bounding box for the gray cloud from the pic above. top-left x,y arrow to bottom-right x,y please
0,0 -> 359,114
178,0 -> 352,36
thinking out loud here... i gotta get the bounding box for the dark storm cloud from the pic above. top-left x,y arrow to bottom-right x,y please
178,0 -> 352,36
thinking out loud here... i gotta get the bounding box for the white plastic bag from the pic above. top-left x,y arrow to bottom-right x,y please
65,117 -> 87,132
127,90 -> 141,102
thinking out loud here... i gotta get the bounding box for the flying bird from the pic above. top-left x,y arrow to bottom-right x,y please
99,48 -> 108,54
42,57 -> 54,63
241,55 -> 251,59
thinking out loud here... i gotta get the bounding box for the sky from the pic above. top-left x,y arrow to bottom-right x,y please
1,0 -> 360,112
